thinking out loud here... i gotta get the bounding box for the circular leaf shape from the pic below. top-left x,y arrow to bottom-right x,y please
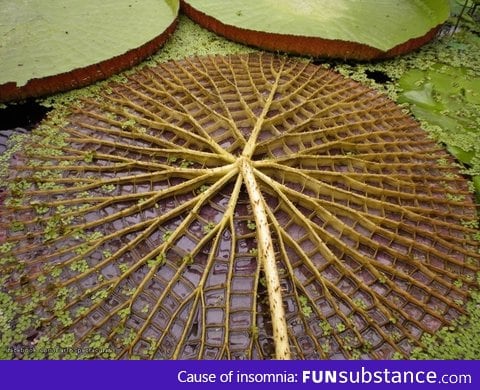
0,0 -> 179,103
1,53 -> 479,360
181,0 -> 449,60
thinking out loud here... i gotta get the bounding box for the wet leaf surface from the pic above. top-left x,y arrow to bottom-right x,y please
181,0 -> 449,59
1,53 -> 479,359
0,0 -> 179,102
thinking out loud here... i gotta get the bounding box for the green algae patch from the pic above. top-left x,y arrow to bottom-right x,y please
0,0 -> 179,101
149,15 -> 256,62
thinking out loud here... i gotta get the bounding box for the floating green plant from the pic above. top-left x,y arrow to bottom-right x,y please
0,0 -> 180,102
181,0 -> 449,59
397,62 -> 480,195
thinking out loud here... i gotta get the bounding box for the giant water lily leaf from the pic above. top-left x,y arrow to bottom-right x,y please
0,0 -> 179,102
1,53 -> 479,360
181,0 -> 450,59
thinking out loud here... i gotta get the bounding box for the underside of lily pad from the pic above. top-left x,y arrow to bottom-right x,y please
0,53 -> 479,360
0,0 -> 179,103
181,0 -> 449,60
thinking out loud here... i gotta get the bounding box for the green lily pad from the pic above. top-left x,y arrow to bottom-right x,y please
0,0 -> 179,102
474,175 -> 480,198
181,0 -> 449,59
398,63 -> 480,166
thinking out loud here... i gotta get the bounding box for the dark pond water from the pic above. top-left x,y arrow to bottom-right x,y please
0,100 -> 50,153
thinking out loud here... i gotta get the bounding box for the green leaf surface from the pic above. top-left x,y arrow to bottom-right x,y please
474,176 -> 480,198
0,0 -> 179,87
183,0 -> 449,51
398,63 -> 480,167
